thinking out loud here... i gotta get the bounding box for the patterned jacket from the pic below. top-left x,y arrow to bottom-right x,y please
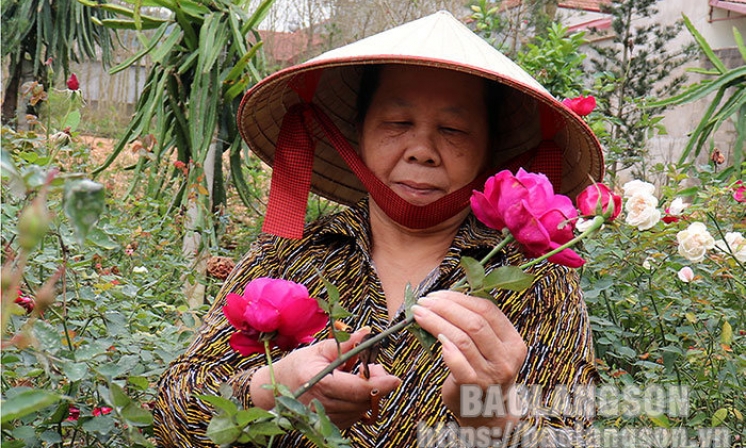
154,199 -> 599,447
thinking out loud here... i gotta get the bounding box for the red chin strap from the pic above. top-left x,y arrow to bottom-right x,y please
262,103 -> 491,239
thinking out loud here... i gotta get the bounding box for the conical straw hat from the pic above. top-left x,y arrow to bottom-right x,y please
238,10 -> 604,204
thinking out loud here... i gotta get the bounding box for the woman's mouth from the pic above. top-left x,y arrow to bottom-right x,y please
394,181 -> 442,204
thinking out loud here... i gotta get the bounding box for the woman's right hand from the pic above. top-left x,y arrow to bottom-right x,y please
249,328 -> 401,428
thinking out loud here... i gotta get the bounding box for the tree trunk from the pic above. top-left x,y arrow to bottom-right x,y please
2,62 -> 22,125
181,142 -> 217,309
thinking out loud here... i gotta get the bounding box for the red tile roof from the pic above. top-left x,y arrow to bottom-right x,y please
559,0 -> 611,12
710,0 -> 746,14
502,0 -> 610,12
257,29 -> 326,67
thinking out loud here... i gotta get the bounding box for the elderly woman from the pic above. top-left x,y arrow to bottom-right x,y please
154,11 -> 604,447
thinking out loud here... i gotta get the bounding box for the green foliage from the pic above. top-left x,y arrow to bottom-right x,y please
0,0 -> 115,122
516,22 -> 588,98
648,15 -> 746,176
469,0 -> 508,51
589,0 -> 695,183
83,0 -> 277,236
469,0 -> 558,57
1,84 -> 200,447
581,163 -> 746,440
199,383 -> 351,447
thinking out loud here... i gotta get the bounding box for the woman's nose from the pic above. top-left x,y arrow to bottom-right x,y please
403,129 -> 441,166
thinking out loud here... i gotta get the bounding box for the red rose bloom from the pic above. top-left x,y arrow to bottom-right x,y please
92,406 -> 113,416
67,406 -> 80,421
66,74 -> 79,91
14,290 -> 35,314
562,95 -> 596,117
223,278 -> 328,356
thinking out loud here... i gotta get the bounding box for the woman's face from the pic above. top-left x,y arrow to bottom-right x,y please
359,66 -> 491,207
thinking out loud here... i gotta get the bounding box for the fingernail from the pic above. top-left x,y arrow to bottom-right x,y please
411,304 -> 428,316
437,333 -> 454,349
417,296 -> 435,305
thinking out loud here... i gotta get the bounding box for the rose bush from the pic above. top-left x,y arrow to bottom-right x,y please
223,278 -> 328,356
581,165 -> 745,440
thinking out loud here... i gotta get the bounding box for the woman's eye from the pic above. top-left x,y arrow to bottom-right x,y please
441,126 -> 465,135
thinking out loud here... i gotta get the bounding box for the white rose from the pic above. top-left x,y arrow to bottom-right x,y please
668,197 -> 687,216
624,193 -> 661,230
677,266 -> 694,283
575,217 -> 597,233
642,257 -> 654,270
714,232 -> 746,263
676,222 -> 715,263
622,180 -> 656,199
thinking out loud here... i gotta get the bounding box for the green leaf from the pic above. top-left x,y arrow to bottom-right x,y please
109,23 -> 168,74
1,389 -> 63,423
734,26 -> 746,62
121,402 -> 153,427
712,408 -> 728,427
63,110 -> 81,131
404,284 -> 436,356
235,407 -> 274,427
205,412 -> 242,445
242,0 -> 277,35
721,320 -> 733,345
276,396 -> 308,416
196,394 -> 238,416
249,420 -> 285,436
86,227 -> 118,249
648,412 -> 671,428
98,17 -> 164,30
198,15 -> 229,74
460,256 -> 485,292
63,179 -> 106,244
483,266 -> 535,292
62,362 -> 89,382
149,27 -> 182,65
681,14 -> 726,73
107,383 -> 132,408
128,376 -> 150,391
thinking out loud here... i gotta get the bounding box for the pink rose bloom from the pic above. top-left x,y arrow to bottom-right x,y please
677,266 -> 694,283
92,406 -> 113,417
562,95 -> 596,117
576,183 -> 622,221
223,278 -> 328,356
66,73 -> 79,91
733,181 -> 745,203
471,168 -> 585,268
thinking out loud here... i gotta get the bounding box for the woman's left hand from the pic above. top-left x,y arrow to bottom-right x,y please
411,290 -> 527,429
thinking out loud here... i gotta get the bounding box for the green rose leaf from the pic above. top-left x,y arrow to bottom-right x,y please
206,411 -> 242,445
1,389 -> 63,423
483,265 -> 535,292
460,256 -> 485,292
